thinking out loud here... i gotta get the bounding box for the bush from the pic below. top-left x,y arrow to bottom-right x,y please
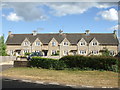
59,55 -> 118,72
29,55 -> 118,72
29,57 -> 66,70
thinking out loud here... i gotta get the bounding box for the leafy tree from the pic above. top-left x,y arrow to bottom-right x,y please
102,49 -> 110,57
115,51 -> 120,57
0,35 -> 7,56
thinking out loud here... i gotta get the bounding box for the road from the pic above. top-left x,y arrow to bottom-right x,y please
0,65 -> 74,89
2,77 -> 73,89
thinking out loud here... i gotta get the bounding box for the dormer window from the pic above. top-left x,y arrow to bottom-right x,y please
52,42 -> 56,46
24,41 -> 29,46
35,42 -> 40,46
80,42 -> 85,46
64,42 -> 68,46
92,42 -> 97,46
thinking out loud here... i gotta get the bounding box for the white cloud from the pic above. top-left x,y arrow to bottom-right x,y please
2,2 -> 118,21
44,2 -> 116,16
6,12 -> 22,21
3,2 -> 48,21
44,3 -> 95,16
110,25 -> 120,30
98,8 -> 118,21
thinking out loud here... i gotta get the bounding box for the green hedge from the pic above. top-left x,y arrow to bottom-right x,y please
29,55 -> 118,72
29,57 -> 66,70
59,55 -> 118,72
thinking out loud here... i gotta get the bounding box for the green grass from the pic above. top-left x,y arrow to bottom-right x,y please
2,67 -> 118,88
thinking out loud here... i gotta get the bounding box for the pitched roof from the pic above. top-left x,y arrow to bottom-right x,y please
6,33 -> 119,45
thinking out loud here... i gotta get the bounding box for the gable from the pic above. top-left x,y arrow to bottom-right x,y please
60,38 -> 70,45
6,33 -> 119,45
33,38 -> 42,46
89,38 -> 99,46
21,38 -> 31,46
77,38 -> 87,46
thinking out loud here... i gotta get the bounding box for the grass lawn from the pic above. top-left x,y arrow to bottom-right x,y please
1,67 -> 118,88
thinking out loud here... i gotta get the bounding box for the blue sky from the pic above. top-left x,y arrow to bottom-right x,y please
1,2 -> 119,40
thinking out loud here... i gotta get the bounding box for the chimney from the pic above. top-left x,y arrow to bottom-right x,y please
85,30 -> 90,35
32,30 -> 37,36
8,31 -> 12,36
59,29 -> 63,34
113,30 -> 117,35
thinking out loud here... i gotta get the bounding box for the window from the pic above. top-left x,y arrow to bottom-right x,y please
10,50 -> 14,55
63,50 -> 68,55
52,50 -> 56,55
52,42 -> 56,46
24,41 -> 29,46
24,50 -> 29,53
35,42 -> 40,46
92,42 -> 97,46
91,50 -> 98,55
109,51 -> 115,56
80,50 -> 86,55
35,50 -> 40,52
80,42 -> 85,46
64,42 -> 68,46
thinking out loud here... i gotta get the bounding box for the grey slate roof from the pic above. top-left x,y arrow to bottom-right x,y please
6,33 -> 119,45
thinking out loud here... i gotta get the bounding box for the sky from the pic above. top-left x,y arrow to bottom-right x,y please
0,1 -> 120,41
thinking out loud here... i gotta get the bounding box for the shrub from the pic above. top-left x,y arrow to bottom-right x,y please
59,55 -> 118,72
29,57 -> 66,70
29,55 -> 118,72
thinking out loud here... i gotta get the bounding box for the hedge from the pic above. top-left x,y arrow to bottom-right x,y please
29,57 -> 66,70
29,55 -> 118,72
59,55 -> 118,72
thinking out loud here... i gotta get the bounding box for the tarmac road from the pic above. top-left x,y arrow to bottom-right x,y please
2,77 -> 73,89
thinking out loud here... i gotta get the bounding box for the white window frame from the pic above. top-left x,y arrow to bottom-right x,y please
109,51 -> 115,56
10,50 -> 14,55
51,50 -> 56,55
35,50 -> 40,52
79,50 -> 86,55
24,50 -> 29,54
35,42 -> 40,46
63,50 -> 68,56
80,42 -> 85,46
92,42 -> 98,46
91,50 -> 99,55
63,42 -> 69,46
52,42 -> 56,46
24,41 -> 29,46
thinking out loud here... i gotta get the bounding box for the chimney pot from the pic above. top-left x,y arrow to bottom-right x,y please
8,31 -> 12,36
59,29 -> 63,34
85,30 -> 90,35
32,30 -> 37,36
113,30 -> 117,35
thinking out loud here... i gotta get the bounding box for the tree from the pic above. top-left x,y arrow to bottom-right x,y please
101,48 -> 110,57
0,35 -> 7,56
115,51 -> 120,57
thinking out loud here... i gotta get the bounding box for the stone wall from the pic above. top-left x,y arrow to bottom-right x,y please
0,56 -> 16,63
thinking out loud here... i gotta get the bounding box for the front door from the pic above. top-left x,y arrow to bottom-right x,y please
43,50 -> 48,56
